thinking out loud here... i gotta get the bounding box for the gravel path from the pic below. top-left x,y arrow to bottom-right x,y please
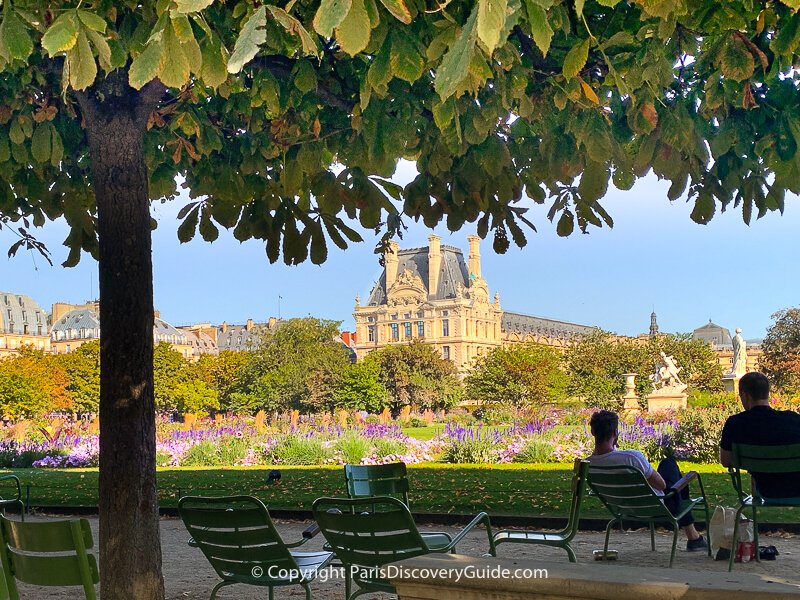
13,515 -> 800,599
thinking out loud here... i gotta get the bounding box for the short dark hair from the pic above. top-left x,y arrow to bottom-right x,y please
590,410 -> 619,442
739,372 -> 770,400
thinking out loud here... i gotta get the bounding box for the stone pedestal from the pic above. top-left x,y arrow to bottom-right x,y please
645,385 -> 688,413
723,373 -> 742,394
621,373 -> 640,414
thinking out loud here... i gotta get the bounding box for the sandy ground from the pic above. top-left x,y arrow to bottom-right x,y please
12,514 -> 800,599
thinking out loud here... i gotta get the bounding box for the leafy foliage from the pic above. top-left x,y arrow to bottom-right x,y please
465,342 -> 567,407
0,347 -> 71,419
760,307 -> 800,394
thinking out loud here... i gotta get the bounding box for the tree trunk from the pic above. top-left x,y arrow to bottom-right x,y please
79,79 -> 166,600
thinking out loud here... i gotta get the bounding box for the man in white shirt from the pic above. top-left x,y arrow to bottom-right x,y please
586,410 -> 707,551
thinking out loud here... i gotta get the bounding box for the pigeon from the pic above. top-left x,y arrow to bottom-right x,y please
268,469 -> 282,484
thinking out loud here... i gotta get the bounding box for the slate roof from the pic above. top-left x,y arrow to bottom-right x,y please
182,330 -> 219,357
0,292 -> 49,335
366,245 -> 469,305
501,312 -> 597,340
692,320 -> 732,346
217,324 -> 263,351
51,306 -> 188,344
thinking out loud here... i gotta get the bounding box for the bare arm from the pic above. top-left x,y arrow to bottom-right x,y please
720,448 -> 733,468
646,469 -> 667,491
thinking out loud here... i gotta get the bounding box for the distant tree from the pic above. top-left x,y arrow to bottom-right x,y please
331,360 -> 388,412
0,347 -> 71,418
761,308 -> 800,395
153,342 -> 190,412
197,350 -> 250,411
466,343 -> 567,407
56,340 -> 100,414
366,341 -> 461,409
170,380 -> 219,416
243,318 -> 351,412
647,334 -> 723,393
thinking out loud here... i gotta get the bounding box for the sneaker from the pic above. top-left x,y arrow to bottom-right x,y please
687,535 -> 708,552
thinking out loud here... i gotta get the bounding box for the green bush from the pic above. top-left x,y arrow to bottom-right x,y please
363,415 -> 380,425
407,416 -> 427,428
480,408 -> 517,425
372,437 -> 407,458
671,407 -> 735,463
688,390 -> 739,411
334,431 -> 371,464
267,436 -> 332,465
442,438 -> 496,463
513,439 -> 554,463
181,437 -> 251,467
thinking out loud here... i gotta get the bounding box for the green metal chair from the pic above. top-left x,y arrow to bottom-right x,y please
587,464 -> 711,567
179,495 -> 333,600
0,515 -> 98,600
313,496 -> 496,600
728,442 -> 800,572
492,459 -> 589,562
344,462 -> 451,550
0,476 -> 23,522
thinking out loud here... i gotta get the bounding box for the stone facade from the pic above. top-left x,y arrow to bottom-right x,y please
0,292 -> 50,357
353,235 -> 596,374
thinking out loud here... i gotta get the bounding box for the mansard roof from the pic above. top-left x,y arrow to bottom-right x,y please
501,312 -> 597,340
0,292 -> 49,335
366,245 -> 469,306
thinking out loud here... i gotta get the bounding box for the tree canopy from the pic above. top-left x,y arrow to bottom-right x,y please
761,307 -> 800,395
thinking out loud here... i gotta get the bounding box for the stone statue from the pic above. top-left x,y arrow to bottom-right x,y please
650,351 -> 686,390
731,327 -> 747,375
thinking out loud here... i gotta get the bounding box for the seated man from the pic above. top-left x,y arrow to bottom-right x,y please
720,372 -> 800,498
586,410 -> 707,551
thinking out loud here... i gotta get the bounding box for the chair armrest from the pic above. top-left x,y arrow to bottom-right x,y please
670,471 -> 698,493
438,512 -> 494,554
285,522 -> 321,548
0,475 -> 21,501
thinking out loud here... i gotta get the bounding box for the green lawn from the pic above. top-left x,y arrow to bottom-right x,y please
11,462 -> 794,522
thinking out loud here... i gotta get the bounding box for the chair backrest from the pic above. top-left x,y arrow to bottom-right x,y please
563,460 -> 590,540
178,495 -> 300,584
0,515 -> 98,600
312,496 -> 429,569
731,443 -> 800,500
344,463 -> 411,507
587,465 -> 672,522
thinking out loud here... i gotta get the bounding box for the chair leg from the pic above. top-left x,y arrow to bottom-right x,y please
303,583 -> 312,600
729,507 -> 744,572
268,586 -> 274,600
604,519 -> 616,555
752,506 -> 760,563
649,522 -> 656,552
209,581 -> 231,600
703,503 -> 711,557
669,525 -> 678,568
564,544 -> 577,563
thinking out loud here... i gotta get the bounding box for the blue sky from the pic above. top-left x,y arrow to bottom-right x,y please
2,161 -> 798,339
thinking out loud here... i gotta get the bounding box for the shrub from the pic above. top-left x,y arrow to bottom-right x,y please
267,436 -> 332,465
372,437 -> 407,458
334,431 -> 371,464
364,415 -> 380,425
180,437 -> 250,467
688,390 -> 739,411
479,408 -> 517,425
513,438 -> 554,463
442,437 -> 496,463
671,407 -> 735,463
407,416 -> 427,428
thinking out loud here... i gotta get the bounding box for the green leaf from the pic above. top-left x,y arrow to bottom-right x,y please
368,40 -> 392,88
310,223 -> 328,265
577,160 -> 609,202
690,191 -> 715,224
41,13 -> 79,56
268,6 -> 320,57
31,122 -> 51,163
0,7 -> 33,61
574,0 -> 585,16
170,13 -> 194,42
293,60 -> 317,92
435,8 -> 478,100
524,1 -> 552,56
335,0 -> 371,56
86,28 -> 112,71
379,0 -> 412,23
129,39 -> 165,90
720,38 -> 755,82
177,205 -> 200,243
199,210 -> 219,242
390,30 -> 424,82
562,37 -> 589,79
313,0 -> 352,38
200,37 -> 228,89
159,20 -> 191,87
556,211 -> 574,236
77,10 -> 107,33
477,0 -> 508,54
772,12 -> 800,56
68,30 -> 98,90
174,0 -> 215,13
50,127 -> 64,167
228,6 -> 267,73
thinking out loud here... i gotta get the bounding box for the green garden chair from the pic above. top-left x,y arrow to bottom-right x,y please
0,515 -> 98,600
179,495 -> 334,600
587,465 -> 710,567
344,462 -> 452,549
313,496 -> 496,600
492,459 -> 589,562
0,477 -> 23,522
727,442 -> 800,572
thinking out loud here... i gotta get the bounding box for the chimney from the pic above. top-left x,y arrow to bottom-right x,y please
428,234 -> 441,298
246,318 -> 254,331
221,321 -> 228,333
385,240 -> 400,290
268,317 -> 277,328
467,235 -> 481,280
